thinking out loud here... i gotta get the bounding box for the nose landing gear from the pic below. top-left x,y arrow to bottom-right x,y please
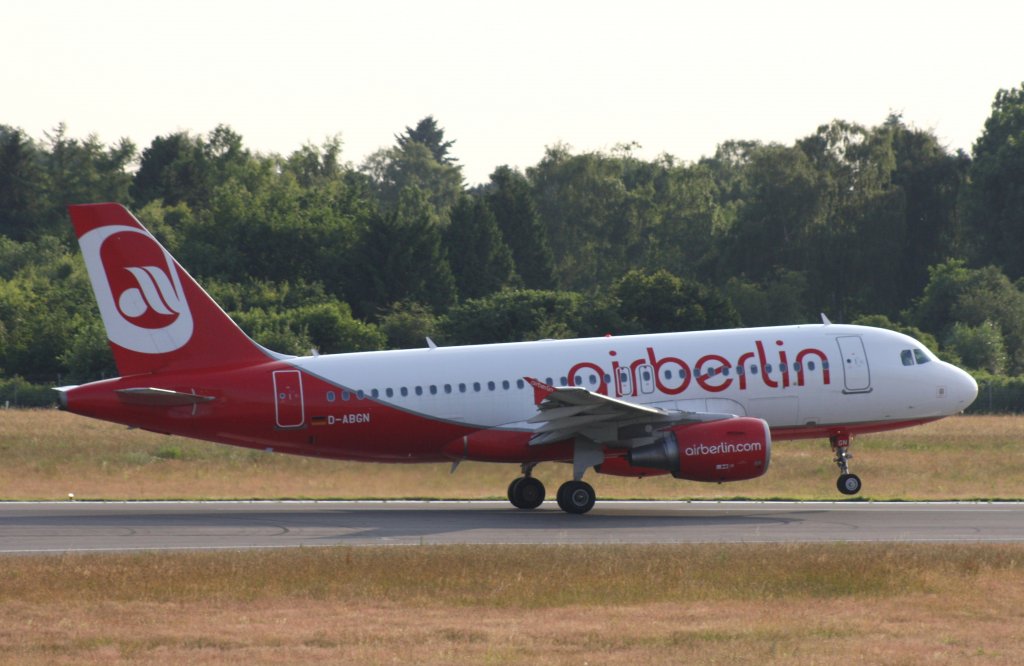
831,431 -> 862,495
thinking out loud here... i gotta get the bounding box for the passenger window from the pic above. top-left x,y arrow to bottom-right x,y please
327,391 -> 336,402
750,365 -> 759,375
386,388 -> 394,398
371,389 -> 379,399
765,364 -> 773,374
487,381 -> 495,391
588,375 -> 597,385
459,383 -> 466,393
913,349 -> 931,364
415,386 -> 423,396
664,370 -> 673,379
737,365 -> 745,376
560,377 -> 568,385
473,382 -> 481,392
502,380 -> 510,390
516,379 -> 525,389
429,385 -> 437,395
807,361 -> 816,371
342,390 -> 351,401
356,390 -> 365,399
901,350 -> 914,366
444,384 -> 452,394
545,377 -> 553,385
400,387 -> 408,397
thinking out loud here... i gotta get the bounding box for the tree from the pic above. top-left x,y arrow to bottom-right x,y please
441,289 -> 585,345
0,126 -> 44,241
485,166 -> 555,289
962,84 -> 1024,278
353,187 -> 456,316
446,196 -> 518,299
613,269 -> 739,334
396,116 -> 457,165
910,260 -> 1024,373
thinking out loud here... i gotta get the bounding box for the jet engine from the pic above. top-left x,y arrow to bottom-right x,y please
627,417 -> 771,482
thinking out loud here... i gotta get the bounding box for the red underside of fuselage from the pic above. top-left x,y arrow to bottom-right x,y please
62,361 -> 941,466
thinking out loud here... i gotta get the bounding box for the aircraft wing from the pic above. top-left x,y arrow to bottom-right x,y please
523,377 -> 733,446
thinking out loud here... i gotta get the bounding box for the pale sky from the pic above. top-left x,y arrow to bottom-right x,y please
5,0 -> 1023,184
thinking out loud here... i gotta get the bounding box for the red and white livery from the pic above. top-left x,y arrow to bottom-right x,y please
59,204 -> 979,513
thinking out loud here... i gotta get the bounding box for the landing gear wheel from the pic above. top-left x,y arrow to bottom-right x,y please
507,478 -> 520,505
556,480 -> 596,514
837,473 -> 862,495
508,476 -> 545,509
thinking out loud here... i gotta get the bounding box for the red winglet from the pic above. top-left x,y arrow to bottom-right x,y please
524,376 -> 556,406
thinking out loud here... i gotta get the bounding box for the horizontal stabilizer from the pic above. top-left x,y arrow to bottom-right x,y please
115,387 -> 216,406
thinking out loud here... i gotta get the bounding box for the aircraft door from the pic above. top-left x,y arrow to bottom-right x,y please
836,336 -> 871,393
615,366 -> 633,396
637,364 -> 656,394
273,369 -> 305,428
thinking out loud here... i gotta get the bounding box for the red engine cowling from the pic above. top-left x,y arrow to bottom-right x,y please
628,417 -> 771,482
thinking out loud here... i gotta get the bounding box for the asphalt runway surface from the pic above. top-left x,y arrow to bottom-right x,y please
1,500 -> 1022,554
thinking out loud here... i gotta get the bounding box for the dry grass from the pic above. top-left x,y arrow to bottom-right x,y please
0,543 -> 1022,664
0,410 -> 1022,500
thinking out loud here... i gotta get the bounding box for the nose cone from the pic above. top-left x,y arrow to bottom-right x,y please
948,365 -> 979,411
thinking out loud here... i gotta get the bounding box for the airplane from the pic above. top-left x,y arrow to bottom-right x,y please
58,203 -> 979,514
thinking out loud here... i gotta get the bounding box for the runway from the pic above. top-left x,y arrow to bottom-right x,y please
1,500 -> 1022,554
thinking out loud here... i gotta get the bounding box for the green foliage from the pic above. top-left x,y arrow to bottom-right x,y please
0,376 -> 57,407
441,289 -> 587,345
353,187 -> 456,316
946,321 -> 1007,374
485,166 -> 555,290
4,97 -> 1024,412
910,259 -> 1024,372
962,83 -> 1024,278
377,301 -> 440,350
724,269 -> 811,327
967,371 -> 1024,414
446,195 -> 518,299
613,269 -> 739,334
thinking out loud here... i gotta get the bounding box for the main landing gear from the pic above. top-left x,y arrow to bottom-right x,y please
507,464 -> 545,510
506,464 -> 598,514
830,431 -> 862,496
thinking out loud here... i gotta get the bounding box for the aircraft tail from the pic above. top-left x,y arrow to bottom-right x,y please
69,203 -> 275,377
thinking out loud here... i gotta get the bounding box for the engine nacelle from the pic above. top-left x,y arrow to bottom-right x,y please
628,417 -> 771,482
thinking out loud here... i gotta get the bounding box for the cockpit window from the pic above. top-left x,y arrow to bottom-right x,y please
913,348 -> 931,364
900,350 -> 914,366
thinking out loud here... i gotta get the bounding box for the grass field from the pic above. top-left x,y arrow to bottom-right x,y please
0,544 -> 1022,664
0,410 -> 1021,500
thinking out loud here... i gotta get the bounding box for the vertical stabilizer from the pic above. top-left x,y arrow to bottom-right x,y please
69,203 -> 272,376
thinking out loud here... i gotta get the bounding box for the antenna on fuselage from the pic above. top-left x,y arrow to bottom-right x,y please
820,313 -> 832,326
426,337 -> 438,350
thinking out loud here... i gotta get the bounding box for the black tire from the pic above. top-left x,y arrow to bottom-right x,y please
837,473 -> 862,495
507,478 -> 522,505
556,480 -> 596,514
510,477 -> 546,510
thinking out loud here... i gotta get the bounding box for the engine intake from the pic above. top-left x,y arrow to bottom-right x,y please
628,417 -> 771,482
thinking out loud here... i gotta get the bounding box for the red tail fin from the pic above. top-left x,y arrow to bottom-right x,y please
69,203 -> 272,376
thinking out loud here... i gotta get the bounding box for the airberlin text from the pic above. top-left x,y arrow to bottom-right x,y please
567,339 -> 830,398
684,441 -> 763,457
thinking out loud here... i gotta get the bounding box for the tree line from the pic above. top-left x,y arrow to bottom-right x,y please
2,85 -> 1024,409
